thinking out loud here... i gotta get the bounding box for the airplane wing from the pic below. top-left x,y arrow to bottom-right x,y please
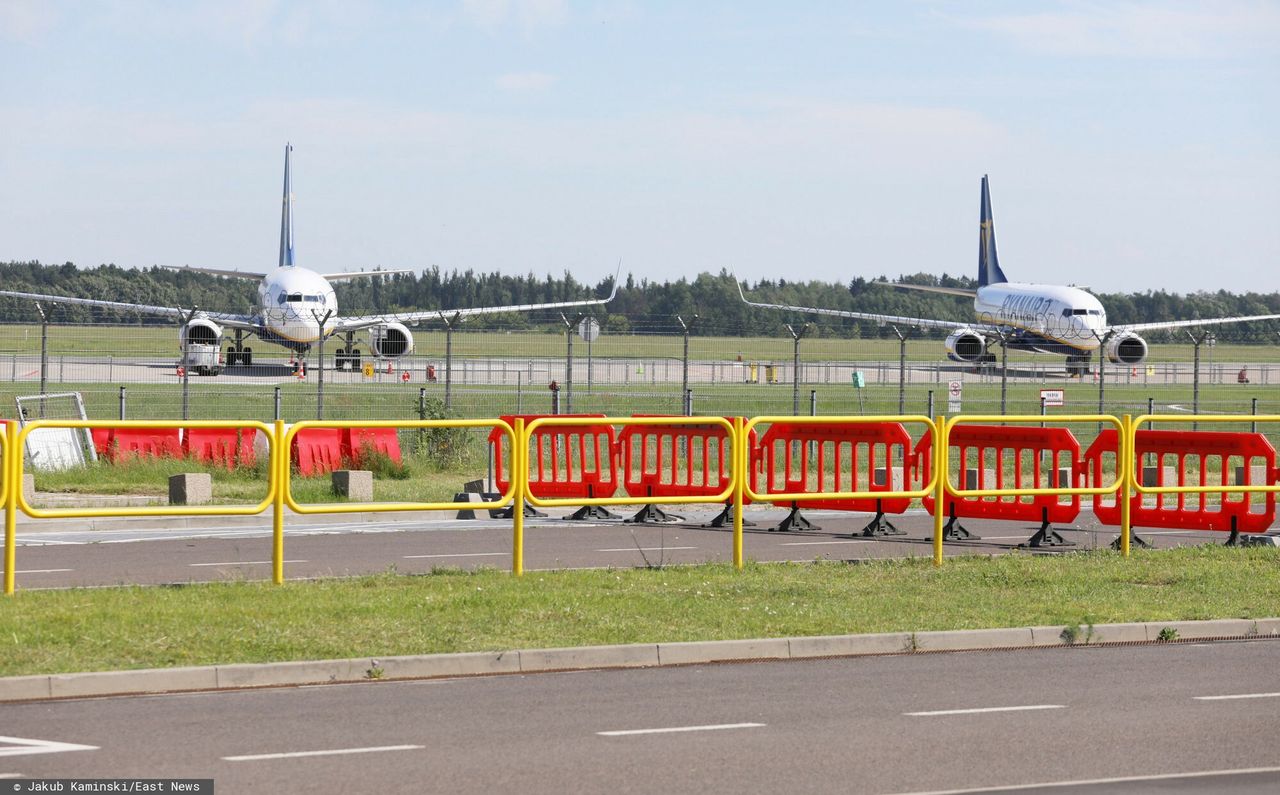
738,281 -> 990,334
329,276 -> 620,335
0,289 -> 260,331
1110,313 -> 1280,335
160,265 -> 267,280
322,269 -> 417,282
881,282 -> 977,298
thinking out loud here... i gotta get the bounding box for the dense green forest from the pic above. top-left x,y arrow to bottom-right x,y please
2,260 -> 1278,343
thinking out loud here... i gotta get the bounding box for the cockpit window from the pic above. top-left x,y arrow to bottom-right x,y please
1073,309 -> 1089,315
1089,310 -> 1101,316
287,293 -> 303,303
277,292 -> 286,305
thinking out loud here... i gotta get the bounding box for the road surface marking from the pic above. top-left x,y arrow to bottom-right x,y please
906,705 -> 1065,717
223,744 -> 424,761
887,764 -> 1280,794
190,560 -> 306,567
1195,691 -> 1280,701
0,736 -> 99,757
596,547 -> 697,552
598,722 -> 765,737
403,552 -> 508,559
779,540 -> 871,546
16,568 -> 73,574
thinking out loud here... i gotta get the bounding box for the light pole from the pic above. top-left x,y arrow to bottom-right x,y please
785,322 -> 811,416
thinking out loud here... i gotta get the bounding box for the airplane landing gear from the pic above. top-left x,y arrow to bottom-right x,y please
226,331 -> 253,366
1066,355 -> 1091,378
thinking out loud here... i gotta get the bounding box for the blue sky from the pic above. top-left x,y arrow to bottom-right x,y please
2,1 -> 1277,293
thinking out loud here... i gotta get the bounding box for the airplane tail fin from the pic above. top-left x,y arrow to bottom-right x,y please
977,174 -> 1007,287
279,143 -> 295,268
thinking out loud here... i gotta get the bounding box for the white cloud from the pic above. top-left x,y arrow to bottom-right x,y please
495,71 -> 556,91
966,1 -> 1280,58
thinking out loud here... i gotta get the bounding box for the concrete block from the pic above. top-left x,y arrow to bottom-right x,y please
913,627 -> 1034,652
332,470 -> 373,501
963,468 -> 996,491
453,491 -> 482,520
872,468 -> 904,491
1088,622 -> 1149,644
0,675 -> 52,701
1233,466 -> 1269,486
520,644 -> 660,672
1249,618 -> 1280,637
1028,626 -> 1075,646
216,659 -> 362,689
788,632 -> 911,658
657,638 -> 790,666
50,666 -> 218,698
379,651 -> 521,679
22,473 -> 35,505
168,473 -> 212,506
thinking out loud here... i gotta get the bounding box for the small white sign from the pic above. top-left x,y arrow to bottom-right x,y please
948,380 -> 963,398
1040,389 -> 1065,408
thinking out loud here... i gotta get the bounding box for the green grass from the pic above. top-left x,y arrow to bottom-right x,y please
1,548 -> 1277,677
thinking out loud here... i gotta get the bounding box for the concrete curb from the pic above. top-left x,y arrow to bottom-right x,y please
3,618 -> 1277,703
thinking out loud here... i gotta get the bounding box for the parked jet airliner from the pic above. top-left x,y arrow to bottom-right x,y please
0,145 -> 617,374
740,176 -> 1280,376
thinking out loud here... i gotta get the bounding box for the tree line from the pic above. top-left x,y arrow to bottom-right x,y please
1,260 -> 1278,344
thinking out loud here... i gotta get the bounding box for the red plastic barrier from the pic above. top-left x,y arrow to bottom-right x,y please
1084,429 -> 1277,533
90,427 -> 112,457
489,414 -> 617,500
291,427 -> 345,477
100,428 -> 182,462
916,424 -> 1081,524
617,417 -> 752,502
345,427 -> 402,467
752,421 -> 914,513
184,428 -> 257,469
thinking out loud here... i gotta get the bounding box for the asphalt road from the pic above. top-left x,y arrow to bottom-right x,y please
10,505 -> 1264,589
3,640 -> 1278,794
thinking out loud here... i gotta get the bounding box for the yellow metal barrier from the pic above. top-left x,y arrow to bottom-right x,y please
1130,414 -> 1280,495
942,414 -> 1133,557
15,420 -> 279,519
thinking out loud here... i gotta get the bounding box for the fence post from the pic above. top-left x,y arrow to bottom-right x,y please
932,415 -> 946,567
927,389 -> 934,419
119,386 -> 127,421
274,386 -> 282,422
1251,397 -> 1258,434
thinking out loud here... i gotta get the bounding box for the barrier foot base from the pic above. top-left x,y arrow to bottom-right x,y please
1225,528 -> 1241,547
1022,522 -> 1075,548
1110,532 -> 1153,551
704,503 -> 755,529
771,504 -> 820,533
566,505 -> 623,521
942,516 -> 980,542
625,504 -> 684,524
496,503 -> 548,520
860,501 -> 911,540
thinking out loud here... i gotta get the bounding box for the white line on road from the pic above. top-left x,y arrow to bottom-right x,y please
887,764 -> 1280,794
16,569 -> 73,574
0,736 -> 99,757
223,744 -> 424,762
905,705 -> 1065,717
189,560 -> 307,567
1194,691 -> 1280,701
402,552 -> 508,559
596,547 -> 697,552
598,722 -> 765,737
779,540 -> 871,546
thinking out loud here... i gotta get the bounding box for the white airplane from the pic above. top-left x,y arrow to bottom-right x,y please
0,144 -> 617,374
740,175 -> 1280,376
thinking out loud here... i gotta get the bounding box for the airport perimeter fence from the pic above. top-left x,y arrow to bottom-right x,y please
1,317 -> 1278,440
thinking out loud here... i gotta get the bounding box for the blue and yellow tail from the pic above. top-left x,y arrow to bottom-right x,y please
977,174 -> 1007,287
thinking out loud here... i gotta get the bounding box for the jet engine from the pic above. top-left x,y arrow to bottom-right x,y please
368,321 -> 414,358
945,328 -> 989,363
1104,331 -> 1148,364
179,317 -> 223,348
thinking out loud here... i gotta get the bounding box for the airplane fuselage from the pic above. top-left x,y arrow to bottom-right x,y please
253,266 -> 339,350
973,282 -> 1107,356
